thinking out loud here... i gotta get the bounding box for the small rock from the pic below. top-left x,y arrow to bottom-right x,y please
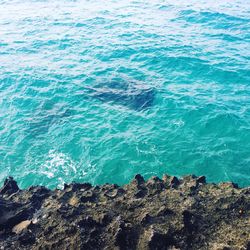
12,220 -> 31,234
68,196 -> 79,207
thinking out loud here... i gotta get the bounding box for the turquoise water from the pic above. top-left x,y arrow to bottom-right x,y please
0,0 -> 250,189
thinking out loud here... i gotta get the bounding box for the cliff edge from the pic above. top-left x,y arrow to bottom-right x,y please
0,175 -> 249,249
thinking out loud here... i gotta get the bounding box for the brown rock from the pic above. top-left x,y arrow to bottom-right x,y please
0,175 -> 249,250
12,220 -> 31,234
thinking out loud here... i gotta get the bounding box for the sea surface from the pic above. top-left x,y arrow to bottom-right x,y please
0,0 -> 250,189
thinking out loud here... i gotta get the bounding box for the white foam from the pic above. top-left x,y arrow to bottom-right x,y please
41,150 -> 77,188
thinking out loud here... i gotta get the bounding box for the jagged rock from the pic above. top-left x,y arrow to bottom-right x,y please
0,198 -> 31,230
0,175 -> 249,250
170,176 -> 180,188
197,176 -> 206,184
162,174 -> 171,185
219,182 -> 239,189
131,174 -> 145,188
146,176 -> 164,191
0,177 -> 19,195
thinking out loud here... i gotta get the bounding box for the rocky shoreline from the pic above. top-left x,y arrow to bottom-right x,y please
0,175 -> 249,250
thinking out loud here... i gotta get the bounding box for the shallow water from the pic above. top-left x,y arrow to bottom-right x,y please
0,0 -> 250,188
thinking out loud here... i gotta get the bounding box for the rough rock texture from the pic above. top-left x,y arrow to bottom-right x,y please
0,175 -> 249,250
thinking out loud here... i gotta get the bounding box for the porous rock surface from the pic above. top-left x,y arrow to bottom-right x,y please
0,175 -> 249,250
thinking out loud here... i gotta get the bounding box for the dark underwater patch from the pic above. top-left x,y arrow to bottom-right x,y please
86,80 -> 155,111
27,108 -> 73,136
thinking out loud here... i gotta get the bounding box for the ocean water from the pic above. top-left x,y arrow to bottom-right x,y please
0,0 -> 250,189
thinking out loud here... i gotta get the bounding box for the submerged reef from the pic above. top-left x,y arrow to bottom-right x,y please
0,175 -> 249,250
86,80 -> 155,110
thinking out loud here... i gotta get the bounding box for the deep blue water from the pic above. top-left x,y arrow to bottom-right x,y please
0,0 -> 250,189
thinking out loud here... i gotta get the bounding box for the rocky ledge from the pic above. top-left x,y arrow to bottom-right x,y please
0,175 -> 249,250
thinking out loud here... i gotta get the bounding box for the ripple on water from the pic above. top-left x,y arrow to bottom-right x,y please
0,0 -> 250,188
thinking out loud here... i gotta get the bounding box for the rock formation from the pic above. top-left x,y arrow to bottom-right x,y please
0,175 -> 249,249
